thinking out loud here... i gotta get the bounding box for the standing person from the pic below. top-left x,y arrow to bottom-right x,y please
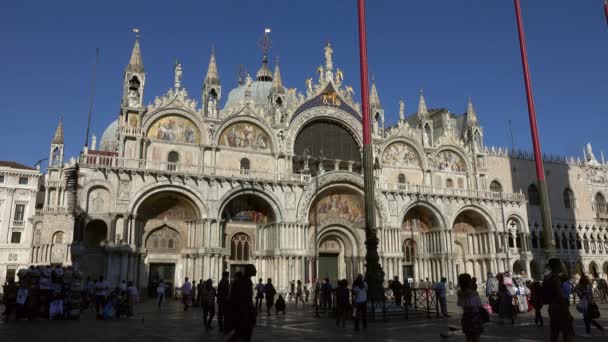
182,277 -> 192,311
335,279 -> 350,328
497,273 -> 514,324
435,277 -> 449,318
94,276 -> 109,318
227,265 -> 257,342
196,279 -> 204,308
352,274 -> 368,332
156,280 -> 168,309
304,282 -> 310,303
275,295 -> 286,315
264,278 -> 276,316
217,272 -> 230,332
295,280 -> 304,307
542,259 -> 574,342
192,280 -> 198,307
126,281 -> 139,317
2,278 -> 18,322
471,277 -> 478,292
457,273 -> 484,342
530,281 -> 544,327
254,278 -> 265,313
289,280 -> 296,302
402,280 -> 412,309
575,275 -> 604,338
202,279 -> 216,330
321,278 -> 333,310
391,276 -> 402,307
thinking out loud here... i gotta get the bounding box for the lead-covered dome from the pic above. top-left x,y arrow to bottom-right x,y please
99,119 -> 119,152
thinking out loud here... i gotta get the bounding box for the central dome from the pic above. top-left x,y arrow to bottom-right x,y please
223,81 -> 287,109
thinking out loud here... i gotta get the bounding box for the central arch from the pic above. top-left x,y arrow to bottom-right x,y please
401,203 -> 443,282
314,225 -> 361,284
452,209 -> 492,282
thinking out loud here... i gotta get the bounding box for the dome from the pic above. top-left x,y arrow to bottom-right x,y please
256,62 -> 273,82
99,119 -> 119,152
224,81 -> 287,109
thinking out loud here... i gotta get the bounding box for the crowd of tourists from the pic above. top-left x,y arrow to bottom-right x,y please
1,265 -> 139,322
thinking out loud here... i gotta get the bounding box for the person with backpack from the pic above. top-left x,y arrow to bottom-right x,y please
575,275 -> 604,338
457,273 -> 484,342
264,278 -> 276,316
352,274 -> 368,332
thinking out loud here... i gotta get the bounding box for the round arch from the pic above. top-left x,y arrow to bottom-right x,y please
433,145 -> 473,174
399,201 -> 448,230
450,206 -> 497,233
214,115 -> 277,153
380,137 -> 427,169
589,261 -> 600,279
128,182 -> 208,219
142,107 -> 204,141
84,220 -> 108,248
512,259 -> 524,275
217,188 -> 283,223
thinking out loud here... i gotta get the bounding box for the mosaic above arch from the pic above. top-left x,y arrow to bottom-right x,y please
382,142 -> 421,168
147,115 -> 200,144
309,188 -> 365,228
219,122 -> 271,152
435,150 -> 466,172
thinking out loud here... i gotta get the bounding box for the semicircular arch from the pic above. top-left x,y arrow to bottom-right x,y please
128,182 -> 208,219
214,115 -> 276,153
433,145 -> 472,173
399,201 -> 447,230
450,205 -> 497,233
216,187 -> 283,223
381,137 -> 426,169
143,108 -> 204,145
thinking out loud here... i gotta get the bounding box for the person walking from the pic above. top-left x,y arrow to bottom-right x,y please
264,278 -> 276,316
182,277 -> 192,311
391,276 -> 402,307
196,279 -> 204,307
126,281 -> 139,317
254,278 -> 265,313
352,274 -> 368,332
575,275 -> 604,338
542,259 -> 574,342
289,280 -> 296,303
435,277 -> 449,318
191,280 -> 198,307
295,280 -> 304,306
227,265 -> 257,342
217,271 -> 230,332
335,279 -> 350,328
94,276 -> 109,318
202,279 -> 217,330
530,281 -> 544,327
156,280 -> 168,309
304,282 -> 310,303
2,278 -> 18,321
457,273 -> 484,342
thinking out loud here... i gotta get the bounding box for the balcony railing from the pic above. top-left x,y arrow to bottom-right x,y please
12,220 -> 24,227
378,182 -> 526,202
593,203 -> 608,219
80,154 -> 311,184
35,206 -> 71,216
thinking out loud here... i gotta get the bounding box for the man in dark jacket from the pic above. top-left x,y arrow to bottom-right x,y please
196,279 -> 204,307
391,276 -> 403,307
227,265 -> 256,342
264,278 -> 276,316
543,259 -> 573,342
217,272 -> 230,332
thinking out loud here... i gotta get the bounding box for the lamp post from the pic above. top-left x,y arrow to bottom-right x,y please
356,0 -> 384,301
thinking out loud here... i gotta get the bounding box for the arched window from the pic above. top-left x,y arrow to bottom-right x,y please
398,174 -> 406,184
403,239 -> 416,263
563,188 -> 575,209
446,178 -> 454,188
490,180 -> 503,193
230,233 -> 251,261
167,151 -> 179,171
594,192 -> 606,214
52,231 -> 64,244
240,158 -> 250,174
528,184 -> 540,206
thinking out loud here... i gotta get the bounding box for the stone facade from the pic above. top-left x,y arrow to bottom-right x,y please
0,162 -> 41,285
28,34 -> 608,293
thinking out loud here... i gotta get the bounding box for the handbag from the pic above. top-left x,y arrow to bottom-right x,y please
588,302 -> 600,319
480,306 -> 490,323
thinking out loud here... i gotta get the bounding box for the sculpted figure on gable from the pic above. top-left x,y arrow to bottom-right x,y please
382,142 -> 421,168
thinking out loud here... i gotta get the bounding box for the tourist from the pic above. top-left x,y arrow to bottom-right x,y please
575,275 -> 604,338
542,259 -> 574,342
530,281 -> 543,327
435,277 -> 449,317
402,280 -> 412,309
227,265 -> 256,342
471,277 -> 478,292
119,280 -> 127,291
182,277 -> 192,311
321,278 -> 333,310
275,294 -> 286,315
192,280 -> 198,307
304,282 -> 310,303
485,272 -> 498,298
597,278 -> 608,303
196,279 -> 204,307
352,274 -> 368,332
391,276 -> 402,307
335,279 -> 350,328
497,273 -> 514,324
512,276 -> 530,316
126,281 -> 139,317
295,280 -> 304,306
94,276 -> 109,318
2,278 -> 18,321
217,271 -> 230,331
264,278 -> 276,315
457,273 -> 483,342
289,280 -> 296,302
202,279 -> 216,330
156,279 -> 168,309
254,278 -> 265,312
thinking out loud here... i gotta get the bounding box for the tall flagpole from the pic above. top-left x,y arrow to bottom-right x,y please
357,0 -> 383,301
513,0 -> 554,254
604,0 -> 608,25
85,48 -> 99,148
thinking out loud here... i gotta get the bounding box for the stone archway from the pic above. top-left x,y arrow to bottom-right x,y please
316,226 -> 360,285
452,209 -> 492,282
80,220 -> 108,278
589,261 -> 599,279
402,204 -> 443,282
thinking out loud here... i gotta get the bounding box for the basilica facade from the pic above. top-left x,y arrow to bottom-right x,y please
28,33 -> 608,293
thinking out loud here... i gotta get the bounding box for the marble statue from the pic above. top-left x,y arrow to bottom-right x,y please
127,89 -> 140,107
325,42 -> 333,70
399,99 -> 405,121
174,62 -> 183,89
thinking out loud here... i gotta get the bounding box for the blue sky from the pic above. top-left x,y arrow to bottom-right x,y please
1,0 -> 607,166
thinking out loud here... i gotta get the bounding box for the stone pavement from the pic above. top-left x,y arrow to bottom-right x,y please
1,296 -> 607,341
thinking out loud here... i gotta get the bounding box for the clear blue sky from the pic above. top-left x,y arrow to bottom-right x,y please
1,0 -> 607,166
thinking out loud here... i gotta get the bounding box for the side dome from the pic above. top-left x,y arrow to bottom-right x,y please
99,119 -> 119,152
223,81 -> 277,109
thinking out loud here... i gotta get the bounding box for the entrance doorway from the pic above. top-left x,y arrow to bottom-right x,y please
148,263 -> 175,298
318,253 -> 339,285
402,265 -> 414,283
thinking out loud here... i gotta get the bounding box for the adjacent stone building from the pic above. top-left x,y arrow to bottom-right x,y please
28,33 -> 608,293
0,161 -> 41,285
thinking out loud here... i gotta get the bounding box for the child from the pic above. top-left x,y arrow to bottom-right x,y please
275,295 -> 286,315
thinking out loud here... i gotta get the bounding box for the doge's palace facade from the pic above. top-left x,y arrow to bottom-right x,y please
28,33 -> 608,293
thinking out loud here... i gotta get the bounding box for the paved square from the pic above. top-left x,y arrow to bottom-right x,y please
2,296 -> 607,341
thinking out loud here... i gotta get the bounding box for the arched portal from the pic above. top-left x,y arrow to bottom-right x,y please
80,220 -> 108,278
316,228 -> 358,284
589,261 -> 599,279
513,260 -> 524,275
452,209 -> 492,282
402,204 -> 441,282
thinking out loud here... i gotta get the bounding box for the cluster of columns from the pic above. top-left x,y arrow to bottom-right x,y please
256,223 -> 309,251
181,253 -> 224,283
185,218 -> 224,248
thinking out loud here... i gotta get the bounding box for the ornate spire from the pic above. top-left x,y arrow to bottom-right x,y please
417,90 -> 428,118
466,97 -> 478,126
272,58 -> 284,93
370,80 -> 381,109
52,116 -> 64,145
205,47 -> 220,85
127,28 -> 144,73
256,28 -> 273,82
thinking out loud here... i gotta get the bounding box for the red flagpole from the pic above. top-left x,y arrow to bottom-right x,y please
358,0 -> 371,146
604,0 -> 608,26
513,0 -> 554,251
